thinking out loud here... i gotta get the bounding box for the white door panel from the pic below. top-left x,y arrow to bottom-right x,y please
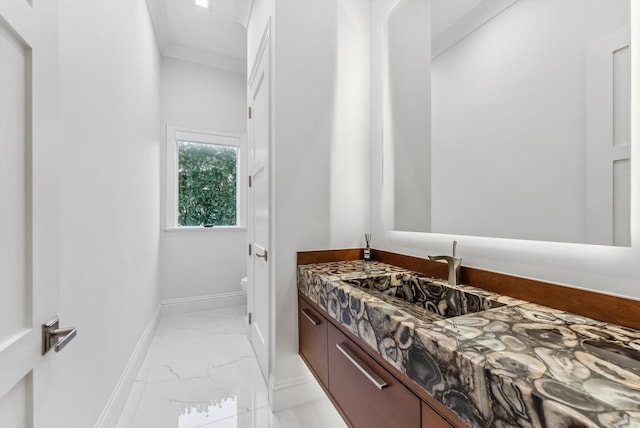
0,19 -> 29,348
0,374 -> 31,427
248,23 -> 270,382
0,10 -> 36,409
1,1 -> 62,425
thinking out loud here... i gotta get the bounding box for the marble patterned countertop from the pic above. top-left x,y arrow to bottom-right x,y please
297,260 -> 640,428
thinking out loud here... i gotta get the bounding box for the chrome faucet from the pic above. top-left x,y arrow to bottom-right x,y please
428,241 -> 462,285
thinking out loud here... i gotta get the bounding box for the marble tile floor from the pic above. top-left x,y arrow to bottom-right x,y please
116,306 -> 347,428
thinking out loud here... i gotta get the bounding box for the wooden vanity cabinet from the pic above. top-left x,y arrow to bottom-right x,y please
423,401 -> 454,428
299,292 -> 461,428
298,298 -> 329,387
328,323 -> 421,428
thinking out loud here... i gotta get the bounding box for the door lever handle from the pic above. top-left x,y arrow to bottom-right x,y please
42,317 -> 77,354
51,327 -> 77,352
256,249 -> 268,262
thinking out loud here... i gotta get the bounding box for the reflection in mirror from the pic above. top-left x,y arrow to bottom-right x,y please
383,0 -> 631,246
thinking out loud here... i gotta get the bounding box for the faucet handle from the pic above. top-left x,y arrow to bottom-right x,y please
428,243 -> 462,286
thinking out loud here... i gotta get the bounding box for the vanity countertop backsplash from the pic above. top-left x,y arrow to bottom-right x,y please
297,260 -> 640,428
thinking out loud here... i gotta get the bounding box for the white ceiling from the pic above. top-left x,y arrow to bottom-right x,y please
146,0 -> 251,73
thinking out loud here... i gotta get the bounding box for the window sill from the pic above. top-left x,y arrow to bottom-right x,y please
164,226 -> 247,233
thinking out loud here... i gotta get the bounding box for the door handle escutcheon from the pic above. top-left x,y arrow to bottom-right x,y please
42,317 -> 77,354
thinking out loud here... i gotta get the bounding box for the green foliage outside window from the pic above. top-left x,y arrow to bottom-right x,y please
178,141 -> 237,226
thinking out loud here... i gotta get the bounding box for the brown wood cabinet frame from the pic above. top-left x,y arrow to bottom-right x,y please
298,292 -> 465,428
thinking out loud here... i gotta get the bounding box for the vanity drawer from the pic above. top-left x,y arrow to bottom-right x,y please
328,324 -> 421,428
298,297 -> 329,387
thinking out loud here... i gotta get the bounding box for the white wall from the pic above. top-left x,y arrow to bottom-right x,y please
57,0 -> 161,426
159,57 -> 247,300
331,0 -> 371,246
271,0 -> 334,406
371,1 -> 640,300
246,0 -> 370,409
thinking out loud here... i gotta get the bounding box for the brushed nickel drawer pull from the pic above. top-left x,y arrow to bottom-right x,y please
336,342 -> 388,390
301,308 -> 320,326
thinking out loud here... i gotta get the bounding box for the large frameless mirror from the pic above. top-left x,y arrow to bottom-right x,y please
383,0 -> 631,246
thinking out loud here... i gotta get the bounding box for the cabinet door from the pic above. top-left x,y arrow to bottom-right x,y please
299,297 -> 329,387
423,401 -> 454,428
328,324 -> 421,428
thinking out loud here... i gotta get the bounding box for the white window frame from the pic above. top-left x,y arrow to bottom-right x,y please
165,123 -> 247,231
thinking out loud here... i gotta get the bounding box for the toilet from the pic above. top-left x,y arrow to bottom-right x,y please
240,276 -> 248,294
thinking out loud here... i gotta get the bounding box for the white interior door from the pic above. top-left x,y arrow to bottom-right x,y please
247,25 -> 270,383
1,1 -> 67,426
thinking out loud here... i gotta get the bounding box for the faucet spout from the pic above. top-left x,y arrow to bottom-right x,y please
428,255 -> 462,285
428,239 -> 463,287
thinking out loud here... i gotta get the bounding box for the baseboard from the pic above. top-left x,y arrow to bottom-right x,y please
268,366 -> 327,412
160,291 -> 247,315
94,306 -> 161,428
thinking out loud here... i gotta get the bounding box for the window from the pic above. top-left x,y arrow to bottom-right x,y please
178,141 -> 237,226
166,125 -> 245,229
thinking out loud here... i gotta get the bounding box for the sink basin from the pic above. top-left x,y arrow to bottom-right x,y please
343,273 -> 506,318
